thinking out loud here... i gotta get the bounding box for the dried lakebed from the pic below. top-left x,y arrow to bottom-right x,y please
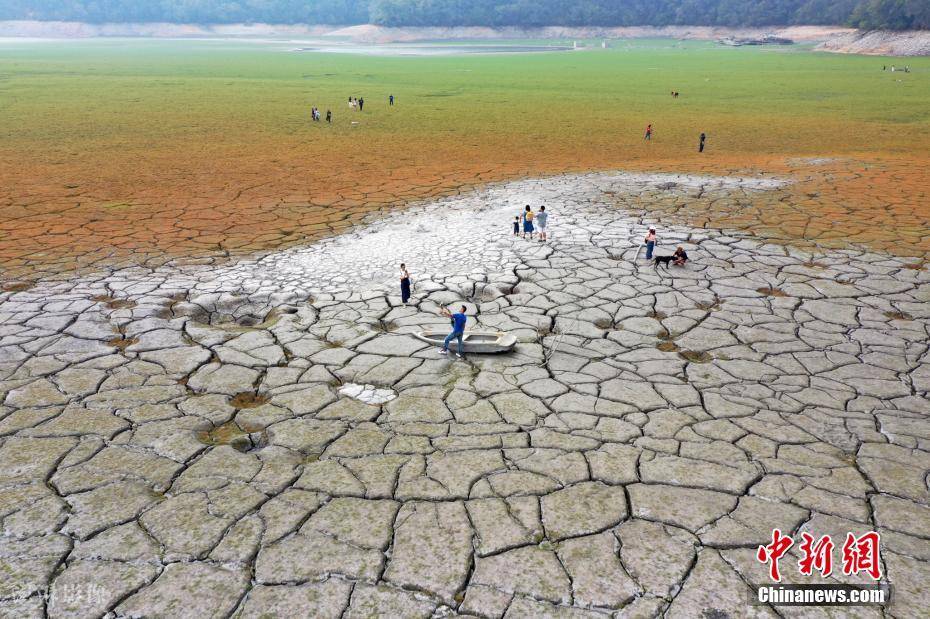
1,172 -> 928,618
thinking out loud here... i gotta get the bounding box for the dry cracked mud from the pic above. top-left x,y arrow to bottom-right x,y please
1,171 -> 928,618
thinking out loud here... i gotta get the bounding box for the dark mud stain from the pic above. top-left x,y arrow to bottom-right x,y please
2,282 -> 35,292
229,392 -> 271,409
695,297 -> 723,311
196,420 -> 266,452
756,287 -> 788,297
93,295 -> 137,310
679,350 -> 713,363
107,337 -> 138,351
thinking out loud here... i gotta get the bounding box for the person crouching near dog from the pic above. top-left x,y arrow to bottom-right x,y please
673,246 -> 689,266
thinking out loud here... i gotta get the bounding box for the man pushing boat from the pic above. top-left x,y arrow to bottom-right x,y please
437,305 -> 468,358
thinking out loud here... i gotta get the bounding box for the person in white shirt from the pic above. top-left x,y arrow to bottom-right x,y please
399,264 -> 411,304
536,206 -> 549,242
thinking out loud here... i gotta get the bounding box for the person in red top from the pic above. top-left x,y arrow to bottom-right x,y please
644,124 -> 652,140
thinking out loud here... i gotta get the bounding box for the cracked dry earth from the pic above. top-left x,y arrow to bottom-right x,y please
1,172 -> 929,618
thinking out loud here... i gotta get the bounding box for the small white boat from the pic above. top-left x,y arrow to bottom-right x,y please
414,331 -> 517,354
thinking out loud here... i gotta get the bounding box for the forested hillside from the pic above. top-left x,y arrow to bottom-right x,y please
2,0 -> 927,30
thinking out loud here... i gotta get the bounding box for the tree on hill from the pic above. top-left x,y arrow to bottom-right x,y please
849,0 -> 930,30
0,0 -> 927,30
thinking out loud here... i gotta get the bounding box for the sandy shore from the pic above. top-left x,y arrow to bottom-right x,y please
0,20 -> 852,45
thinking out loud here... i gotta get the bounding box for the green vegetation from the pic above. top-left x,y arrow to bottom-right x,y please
849,0 -> 930,30
0,1 -> 369,25
1,38 -> 927,161
2,0 -> 929,30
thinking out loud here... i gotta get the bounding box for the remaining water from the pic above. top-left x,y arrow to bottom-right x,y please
295,44 -> 573,56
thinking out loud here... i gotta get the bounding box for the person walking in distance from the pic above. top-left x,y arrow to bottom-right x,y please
699,132 -> 706,153
399,263 -> 412,304
645,227 -> 657,260
389,94 -> 394,106
644,124 -> 653,140
359,97 -> 364,111
438,305 -> 468,358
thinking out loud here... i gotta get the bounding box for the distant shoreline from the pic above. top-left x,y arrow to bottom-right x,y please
0,21 -> 927,56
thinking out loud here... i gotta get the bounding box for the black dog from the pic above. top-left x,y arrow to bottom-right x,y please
654,255 -> 674,269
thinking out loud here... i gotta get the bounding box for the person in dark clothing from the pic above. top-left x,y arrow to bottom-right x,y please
389,94 -> 394,106
399,263 -> 411,304
699,133 -> 706,153
359,97 -> 364,111
326,110 -> 332,123
673,246 -> 689,266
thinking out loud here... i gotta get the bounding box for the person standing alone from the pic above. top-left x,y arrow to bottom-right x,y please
389,94 -> 394,106
699,132 -> 706,153
644,124 -> 653,140
645,227 -> 657,260
399,263 -> 412,304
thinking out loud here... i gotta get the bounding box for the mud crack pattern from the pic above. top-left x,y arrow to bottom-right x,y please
0,172 -> 928,618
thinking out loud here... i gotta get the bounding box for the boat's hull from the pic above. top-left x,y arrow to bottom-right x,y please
414,331 -> 517,354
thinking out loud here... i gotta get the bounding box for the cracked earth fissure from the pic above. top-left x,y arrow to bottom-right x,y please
0,170 -> 927,618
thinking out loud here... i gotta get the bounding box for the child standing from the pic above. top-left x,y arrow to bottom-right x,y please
513,216 -> 520,236
536,206 -> 548,242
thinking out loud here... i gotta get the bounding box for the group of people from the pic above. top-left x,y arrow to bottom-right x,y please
399,221 -> 691,359
513,205 -> 548,241
884,65 -> 910,73
310,94 -> 400,125
644,123 -> 708,153
644,226 -> 689,266
310,107 -> 331,123
670,91 -> 680,98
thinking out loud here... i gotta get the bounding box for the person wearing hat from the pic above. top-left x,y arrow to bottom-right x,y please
645,227 -> 657,260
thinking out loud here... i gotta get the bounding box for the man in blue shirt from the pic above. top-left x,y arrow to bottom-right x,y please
438,305 -> 467,357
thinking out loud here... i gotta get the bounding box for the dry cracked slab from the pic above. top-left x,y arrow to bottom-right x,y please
0,171 -> 927,617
